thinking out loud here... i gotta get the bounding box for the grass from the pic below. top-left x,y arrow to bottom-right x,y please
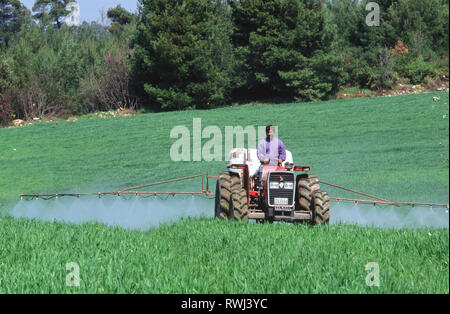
340,86 -> 373,96
0,91 -> 448,293
0,217 -> 447,293
1,92 -> 448,205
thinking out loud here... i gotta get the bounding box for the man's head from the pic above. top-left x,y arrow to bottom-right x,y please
266,125 -> 274,139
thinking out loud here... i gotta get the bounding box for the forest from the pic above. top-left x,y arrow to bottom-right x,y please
0,0 -> 448,125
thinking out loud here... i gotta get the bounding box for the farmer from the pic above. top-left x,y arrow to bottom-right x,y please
257,125 -> 286,166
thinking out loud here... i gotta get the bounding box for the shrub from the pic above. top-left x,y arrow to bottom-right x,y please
430,55 -> 449,78
374,47 -> 397,89
343,48 -> 378,89
17,82 -> 62,120
394,55 -> 435,84
345,48 -> 396,90
0,87 -> 15,126
391,40 -> 409,57
80,50 -> 137,112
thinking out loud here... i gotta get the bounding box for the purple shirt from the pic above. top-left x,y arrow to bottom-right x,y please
257,137 -> 286,165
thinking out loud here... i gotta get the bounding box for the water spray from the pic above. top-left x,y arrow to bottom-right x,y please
15,173 -> 449,230
19,174 -> 449,209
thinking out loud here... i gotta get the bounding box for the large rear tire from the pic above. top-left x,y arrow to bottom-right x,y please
296,174 -> 320,211
231,186 -> 249,221
312,190 -> 330,225
214,172 -> 240,220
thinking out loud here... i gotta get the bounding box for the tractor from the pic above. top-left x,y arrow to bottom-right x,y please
214,148 -> 330,224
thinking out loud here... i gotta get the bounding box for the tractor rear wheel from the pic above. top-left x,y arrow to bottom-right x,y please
296,174 -> 320,212
214,172 -> 240,220
231,186 -> 249,221
312,190 -> 330,224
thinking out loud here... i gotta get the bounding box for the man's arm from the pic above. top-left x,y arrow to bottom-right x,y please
278,139 -> 286,162
257,140 -> 266,163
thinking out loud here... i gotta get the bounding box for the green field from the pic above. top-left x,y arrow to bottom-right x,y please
0,217 -> 448,293
0,92 -> 449,293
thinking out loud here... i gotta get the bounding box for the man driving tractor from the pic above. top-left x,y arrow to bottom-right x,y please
257,125 -> 286,166
254,125 -> 287,189
215,124 -> 330,224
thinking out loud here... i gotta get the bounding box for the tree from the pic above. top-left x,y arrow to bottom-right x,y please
107,5 -> 132,24
230,0 -> 344,101
0,0 -> 30,47
325,0 -> 362,48
32,0 -> 72,29
107,5 -> 137,36
132,0 -> 236,111
389,0 -> 449,57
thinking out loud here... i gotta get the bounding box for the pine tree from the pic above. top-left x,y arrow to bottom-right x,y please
32,0 -> 72,29
231,0 -> 344,101
107,5 -> 135,35
0,0 -> 30,47
132,0 -> 235,111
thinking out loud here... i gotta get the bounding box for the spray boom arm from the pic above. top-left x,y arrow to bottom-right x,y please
19,173 -> 449,210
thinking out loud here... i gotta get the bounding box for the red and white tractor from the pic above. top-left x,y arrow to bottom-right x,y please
214,148 -> 330,224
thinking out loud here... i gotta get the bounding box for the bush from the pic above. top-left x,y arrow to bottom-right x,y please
430,55 -> 449,78
343,48 -> 378,89
80,50 -> 137,112
1,21 -> 136,119
374,47 -> 397,89
0,58 -> 13,89
352,60 -> 378,89
278,51 -> 346,101
0,87 -> 15,126
394,55 -> 435,84
17,81 -> 63,119
343,47 -> 397,90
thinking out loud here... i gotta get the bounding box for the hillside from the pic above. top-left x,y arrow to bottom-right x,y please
1,92 -> 448,207
0,92 -> 448,293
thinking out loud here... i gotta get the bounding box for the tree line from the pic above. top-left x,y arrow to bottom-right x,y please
1,0 -> 448,125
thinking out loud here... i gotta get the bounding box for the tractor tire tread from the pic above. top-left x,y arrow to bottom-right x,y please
296,174 -> 321,212
231,187 -> 249,221
312,190 -> 330,224
215,172 -> 235,220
